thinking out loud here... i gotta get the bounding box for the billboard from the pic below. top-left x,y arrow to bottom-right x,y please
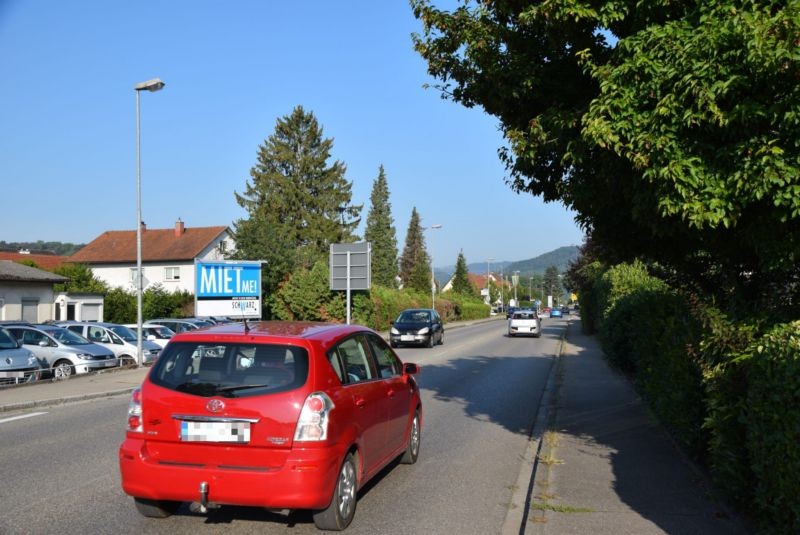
329,242 -> 371,291
195,261 -> 262,318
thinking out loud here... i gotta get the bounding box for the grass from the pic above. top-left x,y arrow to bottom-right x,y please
531,502 -> 595,514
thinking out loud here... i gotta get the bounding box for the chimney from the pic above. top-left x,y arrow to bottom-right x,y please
140,221 -> 146,232
175,218 -> 185,237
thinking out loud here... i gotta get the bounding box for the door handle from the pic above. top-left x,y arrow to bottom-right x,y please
354,396 -> 366,407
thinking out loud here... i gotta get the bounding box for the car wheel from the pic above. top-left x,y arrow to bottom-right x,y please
134,497 -> 181,518
313,452 -> 357,531
390,341 -> 398,348
400,410 -> 421,465
427,334 -> 435,348
438,332 -> 444,345
119,354 -> 136,368
53,360 -> 74,380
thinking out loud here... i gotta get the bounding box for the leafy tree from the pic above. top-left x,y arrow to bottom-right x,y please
104,288 -> 136,324
364,165 -> 399,287
233,106 -> 362,315
543,266 -> 562,301
270,260 -> 346,321
399,207 -> 431,293
411,0 -> 800,315
53,263 -> 108,293
451,249 -> 476,296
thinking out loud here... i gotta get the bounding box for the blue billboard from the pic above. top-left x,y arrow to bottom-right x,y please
195,261 -> 262,318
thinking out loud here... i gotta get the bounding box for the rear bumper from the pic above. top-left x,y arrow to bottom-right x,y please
119,438 -> 345,509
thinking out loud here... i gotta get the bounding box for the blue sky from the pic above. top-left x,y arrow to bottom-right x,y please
0,1 -> 584,267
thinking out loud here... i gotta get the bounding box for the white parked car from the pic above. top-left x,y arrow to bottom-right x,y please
123,323 -> 175,349
57,322 -> 161,365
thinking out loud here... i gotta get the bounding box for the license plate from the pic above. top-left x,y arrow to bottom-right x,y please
103,360 -> 115,367
180,420 -> 251,443
401,335 -> 415,341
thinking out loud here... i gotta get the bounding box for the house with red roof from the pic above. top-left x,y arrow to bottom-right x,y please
0,250 -> 68,271
68,220 -> 235,294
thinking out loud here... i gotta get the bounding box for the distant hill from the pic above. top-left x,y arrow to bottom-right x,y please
435,245 -> 580,284
0,241 -> 85,257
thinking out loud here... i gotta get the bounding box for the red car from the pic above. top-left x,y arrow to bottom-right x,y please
119,321 -> 421,531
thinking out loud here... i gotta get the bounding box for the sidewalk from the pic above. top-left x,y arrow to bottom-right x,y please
0,365 -> 149,412
524,318 -> 747,534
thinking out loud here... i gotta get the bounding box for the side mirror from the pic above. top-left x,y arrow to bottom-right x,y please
403,362 -> 420,375
38,340 -> 49,347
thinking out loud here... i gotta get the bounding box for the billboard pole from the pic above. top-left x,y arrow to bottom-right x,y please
346,251 -> 351,325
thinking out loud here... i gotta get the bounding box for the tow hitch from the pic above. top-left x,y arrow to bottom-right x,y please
189,481 -> 220,513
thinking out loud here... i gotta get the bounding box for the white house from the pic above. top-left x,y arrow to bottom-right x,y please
69,220 -> 235,294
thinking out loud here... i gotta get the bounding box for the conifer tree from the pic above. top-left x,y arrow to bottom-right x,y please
399,207 -> 431,293
364,165 -> 398,287
451,250 -> 475,296
233,106 -> 361,310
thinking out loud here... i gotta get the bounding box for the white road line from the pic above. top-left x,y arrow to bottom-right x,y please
0,411 -> 48,424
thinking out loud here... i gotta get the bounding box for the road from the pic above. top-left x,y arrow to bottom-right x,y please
0,318 -> 567,534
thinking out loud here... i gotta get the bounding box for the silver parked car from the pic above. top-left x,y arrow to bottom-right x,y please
57,322 -> 161,365
0,327 -> 42,385
5,323 -> 118,379
146,318 -> 212,334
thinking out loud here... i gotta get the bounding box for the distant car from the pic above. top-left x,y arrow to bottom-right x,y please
146,318 -> 212,334
123,323 -> 175,349
550,308 -> 563,318
57,321 -> 161,365
505,306 -> 518,320
0,326 -> 42,385
390,308 -> 444,348
560,305 -> 570,315
508,310 -> 542,338
119,321 -> 422,530
5,323 -> 118,379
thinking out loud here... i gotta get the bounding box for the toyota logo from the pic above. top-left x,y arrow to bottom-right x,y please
206,399 -> 225,413
4,358 -> 10,365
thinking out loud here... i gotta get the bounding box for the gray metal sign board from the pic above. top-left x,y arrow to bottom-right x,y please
330,242 -> 371,291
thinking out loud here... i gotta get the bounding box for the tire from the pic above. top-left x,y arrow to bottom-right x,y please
134,497 -> 181,518
313,453 -> 357,531
390,341 -> 398,348
400,410 -> 421,464
53,360 -> 74,380
119,355 -> 136,368
438,332 -> 444,345
427,334 -> 435,348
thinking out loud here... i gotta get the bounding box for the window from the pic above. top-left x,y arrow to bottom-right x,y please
332,336 -> 373,384
164,267 -> 180,281
130,267 -> 145,282
367,334 -> 401,378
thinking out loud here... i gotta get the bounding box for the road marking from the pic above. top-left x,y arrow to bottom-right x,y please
0,411 -> 48,424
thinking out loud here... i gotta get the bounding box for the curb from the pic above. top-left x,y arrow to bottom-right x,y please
0,386 -> 138,413
501,319 -> 569,535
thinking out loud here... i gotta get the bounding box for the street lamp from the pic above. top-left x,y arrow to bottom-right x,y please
513,270 -> 520,306
426,224 -> 442,310
135,78 -> 165,366
487,257 -> 494,308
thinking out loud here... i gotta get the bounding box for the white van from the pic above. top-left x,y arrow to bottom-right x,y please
57,322 -> 161,365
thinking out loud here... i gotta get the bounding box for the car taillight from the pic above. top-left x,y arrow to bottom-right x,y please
294,392 -> 334,442
127,387 -> 143,432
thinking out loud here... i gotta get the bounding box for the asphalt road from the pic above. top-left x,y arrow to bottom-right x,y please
0,318 -> 566,535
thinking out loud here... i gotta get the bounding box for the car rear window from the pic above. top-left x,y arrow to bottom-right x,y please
149,342 -> 309,398
512,312 -> 536,320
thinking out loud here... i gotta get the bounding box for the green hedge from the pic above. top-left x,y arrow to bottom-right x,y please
704,320 -> 800,532
268,261 -> 491,331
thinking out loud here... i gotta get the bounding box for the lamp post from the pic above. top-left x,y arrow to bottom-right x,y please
426,224 -> 442,310
513,270 -> 520,306
487,257 -> 494,308
135,78 -> 165,366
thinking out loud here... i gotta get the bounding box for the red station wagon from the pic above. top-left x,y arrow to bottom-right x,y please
119,321 -> 422,531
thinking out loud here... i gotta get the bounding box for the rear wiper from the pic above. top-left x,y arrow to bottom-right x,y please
215,383 -> 269,393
